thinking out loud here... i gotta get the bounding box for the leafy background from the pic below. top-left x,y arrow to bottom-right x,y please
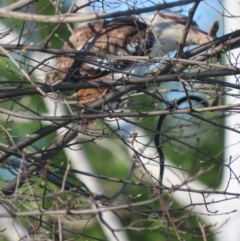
0,0 -> 238,241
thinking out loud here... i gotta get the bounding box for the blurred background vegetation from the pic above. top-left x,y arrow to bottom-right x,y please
0,0 -> 236,241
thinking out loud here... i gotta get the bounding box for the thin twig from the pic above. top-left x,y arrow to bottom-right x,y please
1,0 -> 36,11
0,0 -> 198,23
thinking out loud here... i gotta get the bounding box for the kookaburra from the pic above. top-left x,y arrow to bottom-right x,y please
45,12 -> 214,105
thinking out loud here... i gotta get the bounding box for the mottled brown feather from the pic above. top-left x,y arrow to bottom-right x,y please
45,17 -> 153,105
208,21 -> 219,39
158,12 -> 199,27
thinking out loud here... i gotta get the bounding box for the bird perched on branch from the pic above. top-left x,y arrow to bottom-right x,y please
45,12 -> 214,105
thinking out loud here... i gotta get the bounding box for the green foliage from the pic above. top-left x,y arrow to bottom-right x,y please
0,1 -> 229,240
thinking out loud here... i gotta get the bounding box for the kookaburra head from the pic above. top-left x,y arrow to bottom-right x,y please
143,12 -> 213,57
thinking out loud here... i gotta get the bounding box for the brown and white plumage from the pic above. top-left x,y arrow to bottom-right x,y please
46,12 -> 214,105
46,17 -> 153,104
143,12 -> 213,57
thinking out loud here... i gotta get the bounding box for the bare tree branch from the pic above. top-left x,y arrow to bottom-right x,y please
0,0 -> 198,23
